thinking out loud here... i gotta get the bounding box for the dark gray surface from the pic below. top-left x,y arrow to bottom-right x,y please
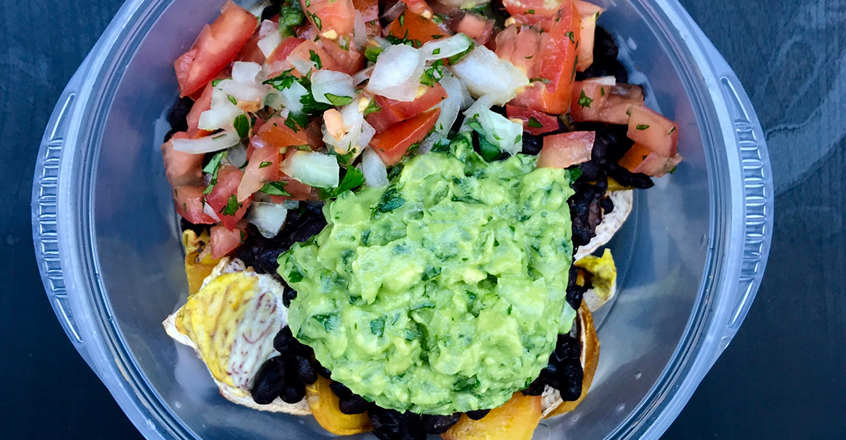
2,0 -> 844,438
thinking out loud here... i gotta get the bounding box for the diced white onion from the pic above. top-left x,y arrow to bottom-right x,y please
366,44 -> 425,102
281,151 -> 340,188
266,79 -> 308,114
290,58 -> 315,75
248,202 -> 288,238
172,131 -> 241,154
353,11 -> 368,49
226,142 -> 249,168
322,102 -> 370,155
416,133 -> 442,155
359,120 -> 376,147
464,102 -> 523,156
352,65 -> 375,85
361,147 -> 389,188
219,79 -> 266,104
310,70 -> 356,105
420,34 -> 474,61
449,45 -> 529,106
203,201 -> 222,222
258,30 -> 283,58
589,76 -> 617,86
232,61 -> 264,84
432,72 -> 464,136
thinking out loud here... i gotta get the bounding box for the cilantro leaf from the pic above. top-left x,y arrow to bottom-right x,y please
309,49 -> 323,69
279,0 -> 305,37
319,166 -> 364,199
636,124 -> 650,130
326,93 -> 353,106
219,194 -> 242,216
577,90 -> 594,108
260,181 -> 293,196
365,46 -> 383,63
527,116 -> 543,128
202,151 -> 228,194
363,99 -> 381,117
233,114 -> 250,139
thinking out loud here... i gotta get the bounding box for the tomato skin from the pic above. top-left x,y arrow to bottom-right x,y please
505,105 -> 560,136
509,0 -> 581,115
301,0 -> 356,38
453,13 -> 495,45
162,132 -> 204,188
400,0 -> 435,17
258,116 -> 311,149
266,37 -> 306,74
210,225 -> 246,259
574,0 -> 604,71
387,12 -> 450,46
235,29 -> 266,64
286,39 -> 340,73
503,0 -> 561,24
366,83 -> 448,132
318,37 -> 365,75
537,131 -> 595,168
626,105 -> 679,157
371,108 -> 441,166
174,1 -> 258,97
494,25 -> 541,77
206,165 -> 252,230
619,142 -> 681,177
174,185 -> 217,224
237,141 -> 283,202
185,83 -> 214,138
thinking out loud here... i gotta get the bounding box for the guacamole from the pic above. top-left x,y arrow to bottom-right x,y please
279,140 -> 578,414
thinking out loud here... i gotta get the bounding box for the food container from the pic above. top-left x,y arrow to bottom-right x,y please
31,0 -> 773,438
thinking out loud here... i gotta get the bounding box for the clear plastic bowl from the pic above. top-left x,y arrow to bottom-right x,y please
32,0 -> 773,439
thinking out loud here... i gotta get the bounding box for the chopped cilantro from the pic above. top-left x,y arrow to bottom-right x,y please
319,166 -> 364,199
326,93 -> 353,106
530,77 -> 551,84
636,124 -> 650,130
263,69 -> 298,91
600,86 -> 605,96
446,42 -> 474,64
309,50 -> 322,69
227,95 -> 237,105
577,90 -> 593,108
363,99 -> 381,117
365,46 -> 383,62
432,48 -> 441,55
527,116 -> 543,128
526,8 -> 535,14
284,114 -> 301,132
233,114 -> 250,139
565,31 -> 575,43
370,317 -> 386,336
260,181 -> 293,196
259,161 -> 273,168
279,0 -> 305,37
202,151 -> 227,194
399,13 -> 405,27
668,126 -> 677,135
312,13 -> 322,30
219,194 -> 242,216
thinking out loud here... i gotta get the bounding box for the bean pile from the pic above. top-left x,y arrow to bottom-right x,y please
251,326 -> 318,404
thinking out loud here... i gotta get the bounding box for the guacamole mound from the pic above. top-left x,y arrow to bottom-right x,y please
279,141 -> 578,414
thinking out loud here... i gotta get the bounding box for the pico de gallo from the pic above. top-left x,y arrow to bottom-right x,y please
161,0 -> 682,438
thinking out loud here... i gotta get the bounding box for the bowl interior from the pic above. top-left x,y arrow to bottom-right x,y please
89,0 -> 709,438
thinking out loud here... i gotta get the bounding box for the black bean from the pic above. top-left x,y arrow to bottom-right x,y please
293,355 -> 317,384
370,407 -> 426,440
330,381 -> 353,399
314,362 -> 332,379
600,197 -> 615,214
338,394 -> 371,415
566,283 -> 585,311
260,0 -> 282,21
541,358 -> 584,401
251,357 -> 287,405
179,218 -> 207,235
279,381 -> 306,404
167,96 -> 193,132
521,132 -> 543,156
282,285 -> 297,308
273,326 -> 296,354
421,413 -> 461,434
522,377 -> 546,396
554,334 -> 581,362
579,161 -> 601,181
466,409 -> 490,420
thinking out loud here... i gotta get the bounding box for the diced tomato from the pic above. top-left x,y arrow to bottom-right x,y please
495,25 -> 542,77
258,116 -> 311,149
400,0 -> 435,18
174,1 -> 258,96
286,39 -> 340,73
371,108 -> 441,166
162,132 -> 204,188
537,131 -> 595,168
185,83 -> 214,138
626,105 -> 679,157
318,37 -> 365,75
305,120 -> 325,150
236,30 -> 266,64
353,0 -> 379,22
599,84 -> 644,124
619,143 -> 682,177
366,83 -> 448,132
237,142 -> 283,201
387,12 -> 450,47
574,0 -> 603,71
300,0 -> 356,38
206,165 -> 252,230
266,37 -> 307,74
210,225 -> 246,259
173,185 -> 217,224
453,13 -> 495,45
269,174 -> 316,202
509,0 -> 581,115
505,105 -> 560,136
503,0 -> 562,25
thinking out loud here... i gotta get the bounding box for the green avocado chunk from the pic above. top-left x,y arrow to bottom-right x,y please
279,140 -> 578,414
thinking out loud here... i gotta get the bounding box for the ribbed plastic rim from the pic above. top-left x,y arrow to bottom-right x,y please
32,0 -> 773,439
